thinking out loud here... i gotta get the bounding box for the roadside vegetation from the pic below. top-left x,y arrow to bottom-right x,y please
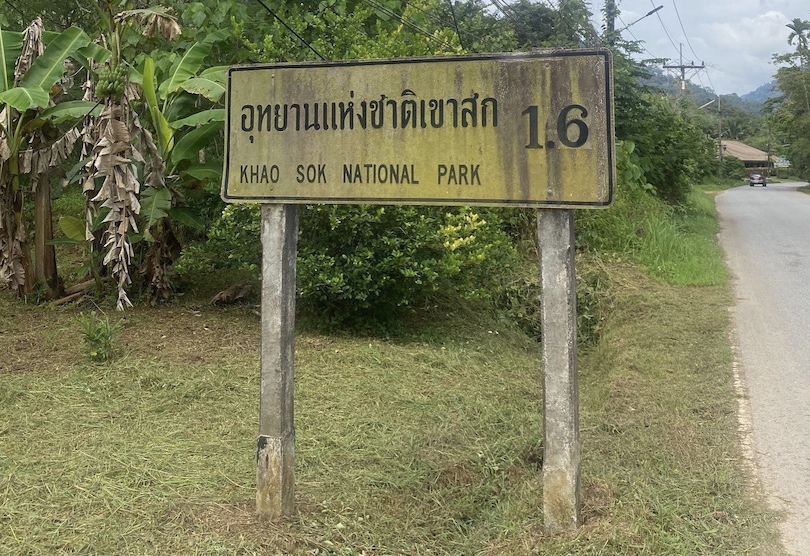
0,180 -> 785,554
0,0 -> 804,553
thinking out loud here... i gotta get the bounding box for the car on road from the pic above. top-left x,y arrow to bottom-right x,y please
749,172 -> 766,187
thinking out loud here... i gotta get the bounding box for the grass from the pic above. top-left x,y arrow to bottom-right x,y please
635,190 -> 729,286
0,185 -> 785,554
578,187 -> 728,287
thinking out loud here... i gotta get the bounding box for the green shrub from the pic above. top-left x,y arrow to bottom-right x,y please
721,155 -> 746,180
175,204 -> 263,274
618,94 -> 716,205
298,205 -> 517,320
177,204 -> 520,325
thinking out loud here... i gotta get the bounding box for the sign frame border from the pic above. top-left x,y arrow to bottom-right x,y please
222,49 -> 615,209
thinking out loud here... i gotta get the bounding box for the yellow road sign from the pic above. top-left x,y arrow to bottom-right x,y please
223,50 -> 614,208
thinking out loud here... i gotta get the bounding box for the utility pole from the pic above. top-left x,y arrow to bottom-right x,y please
663,44 -> 705,91
718,96 -> 723,179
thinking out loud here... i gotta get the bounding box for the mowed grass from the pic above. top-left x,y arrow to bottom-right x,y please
0,192 -> 784,554
0,280 -> 783,554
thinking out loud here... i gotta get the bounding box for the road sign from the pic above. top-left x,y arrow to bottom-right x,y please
223,50 -> 614,208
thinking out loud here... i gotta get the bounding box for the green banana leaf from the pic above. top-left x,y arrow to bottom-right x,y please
142,56 -> 174,155
39,100 -> 102,123
180,76 -> 225,102
42,30 -> 109,69
19,27 -> 92,100
0,86 -> 49,112
169,108 -> 224,129
73,42 -> 112,69
58,215 -> 87,243
199,66 -> 227,81
168,121 -> 223,171
157,29 -> 229,100
180,163 -> 222,182
140,186 -> 172,240
0,29 -> 22,93
169,207 -> 206,231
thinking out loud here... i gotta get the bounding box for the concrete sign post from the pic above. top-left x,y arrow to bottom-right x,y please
257,204 -> 298,517
537,209 -> 580,531
222,50 -> 614,528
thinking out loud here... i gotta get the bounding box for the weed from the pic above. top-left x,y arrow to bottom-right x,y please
76,311 -> 123,362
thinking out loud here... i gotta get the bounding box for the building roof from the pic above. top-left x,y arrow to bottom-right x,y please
720,140 -> 769,163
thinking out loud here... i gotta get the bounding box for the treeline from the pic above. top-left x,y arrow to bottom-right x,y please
769,17 -> 810,177
0,0 -> 755,324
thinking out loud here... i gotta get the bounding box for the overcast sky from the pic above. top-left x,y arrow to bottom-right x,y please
596,0 -> 809,95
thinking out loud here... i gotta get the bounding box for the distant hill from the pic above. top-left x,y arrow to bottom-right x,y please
741,81 -> 779,103
639,66 -> 769,115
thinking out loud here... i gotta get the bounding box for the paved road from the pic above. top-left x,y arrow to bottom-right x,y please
717,181 -> 810,556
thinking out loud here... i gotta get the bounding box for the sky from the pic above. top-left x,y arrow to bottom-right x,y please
595,0 -> 810,95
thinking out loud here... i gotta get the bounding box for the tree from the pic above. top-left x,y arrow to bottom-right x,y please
0,0 -> 101,33
0,19 -> 96,296
787,18 -> 810,67
135,30 -> 228,300
81,3 -> 182,309
772,15 -> 810,178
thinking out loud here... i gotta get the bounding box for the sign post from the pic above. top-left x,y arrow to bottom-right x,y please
537,209 -> 580,531
222,50 -> 614,529
256,203 -> 298,517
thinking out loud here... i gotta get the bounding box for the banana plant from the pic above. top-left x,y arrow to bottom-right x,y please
134,28 -> 228,298
0,20 -> 97,296
79,5 -> 187,309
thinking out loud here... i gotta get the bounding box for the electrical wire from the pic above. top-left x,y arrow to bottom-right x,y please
671,0 -> 702,63
362,0 -> 458,51
617,13 -> 664,62
649,0 -> 681,56
329,8 -> 399,58
401,0 -> 452,29
701,68 -> 718,94
399,0 -> 477,52
486,0 -> 534,39
253,0 -> 326,60
446,0 -> 466,51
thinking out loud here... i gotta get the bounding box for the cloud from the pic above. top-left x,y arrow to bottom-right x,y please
607,1 -> 808,94
699,11 -> 791,93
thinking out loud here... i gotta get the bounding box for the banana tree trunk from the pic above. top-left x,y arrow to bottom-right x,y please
34,170 -> 59,296
9,157 -> 34,296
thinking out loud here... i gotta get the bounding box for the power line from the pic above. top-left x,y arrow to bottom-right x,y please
330,8 -> 399,58
446,0 -> 466,51
253,0 -> 326,60
401,0 -> 451,29
400,0 -> 480,52
663,43 -> 705,90
363,0 -> 458,52
671,0 -> 702,63
617,13 -> 664,62
649,0 -> 680,56
701,68 -> 718,94
486,0 -> 534,39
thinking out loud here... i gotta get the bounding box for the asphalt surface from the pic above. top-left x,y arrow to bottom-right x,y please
717,180 -> 810,556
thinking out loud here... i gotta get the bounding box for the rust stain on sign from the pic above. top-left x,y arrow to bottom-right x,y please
223,50 -> 614,208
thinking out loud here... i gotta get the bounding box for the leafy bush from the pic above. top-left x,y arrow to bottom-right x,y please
617,93 -> 715,205
175,204 -> 262,274
721,155 -> 746,180
576,140 -> 667,254
177,204 -> 519,325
